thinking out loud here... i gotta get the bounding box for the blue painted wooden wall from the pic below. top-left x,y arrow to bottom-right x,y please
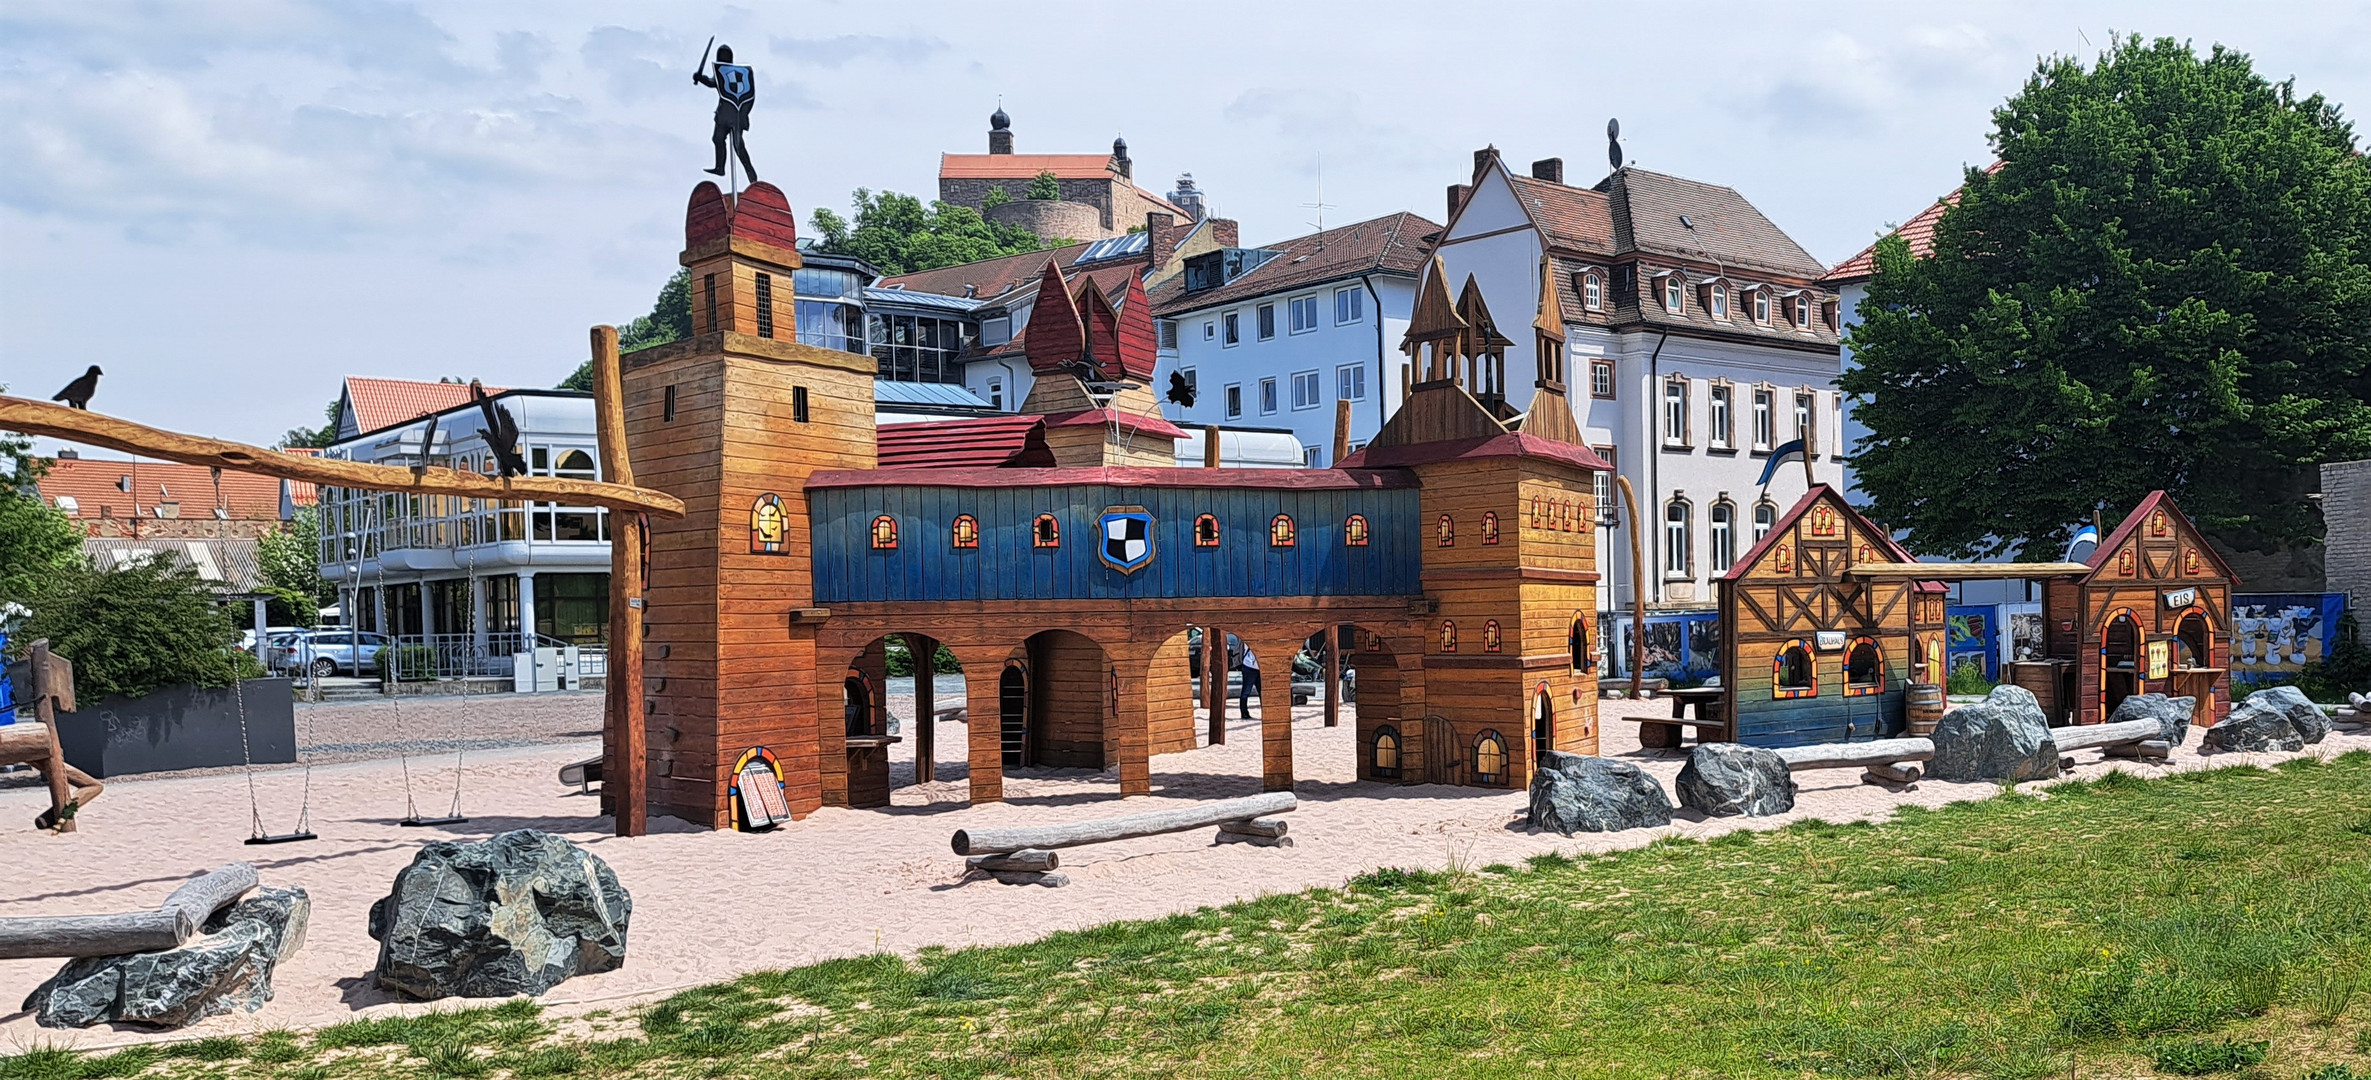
809,484 -> 1423,603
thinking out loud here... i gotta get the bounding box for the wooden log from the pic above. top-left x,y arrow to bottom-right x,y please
30,641 -> 70,832
2050,719 -> 2162,753
967,849 -> 1059,872
952,792 -> 1298,855
989,871 -> 1070,887
0,722 -> 56,765
0,863 -> 257,959
2103,739 -> 2172,762
0,394 -> 685,517
593,325 -> 648,839
1862,762 -> 1923,784
1772,737 -> 1936,772
1216,816 -> 1289,838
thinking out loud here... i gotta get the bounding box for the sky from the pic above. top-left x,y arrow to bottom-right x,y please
3,0 -> 2367,455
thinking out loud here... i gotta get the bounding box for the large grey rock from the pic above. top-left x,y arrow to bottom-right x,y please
1928,685 -> 2060,782
2107,694 -> 2198,747
1674,743 -> 1796,817
369,829 -> 630,1000
1528,751 -> 1673,835
2203,699 -> 2306,752
25,887 -> 309,1029
2242,686 -> 2329,744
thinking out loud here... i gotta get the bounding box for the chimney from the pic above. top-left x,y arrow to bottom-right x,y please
1210,218 -> 1239,248
1472,146 -> 1500,181
1146,211 -> 1176,266
1112,137 -> 1132,179
1531,157 -> 1564,184
1447,183 -> 1470,219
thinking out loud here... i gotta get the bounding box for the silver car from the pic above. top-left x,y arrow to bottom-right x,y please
268,630 -> 392,679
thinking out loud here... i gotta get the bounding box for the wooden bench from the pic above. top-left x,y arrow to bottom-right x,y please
1611,686 -> 1730,749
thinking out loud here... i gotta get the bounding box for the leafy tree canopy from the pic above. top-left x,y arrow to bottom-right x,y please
17,555 -> 261,698
257,506 -> 330,627
1026,170 -> 1061,201
562,268 -> 693,391
281,397 -> 342,449
810,188 -> 1045,277
1840,36 -> 2371,558
0,400 -> 80,606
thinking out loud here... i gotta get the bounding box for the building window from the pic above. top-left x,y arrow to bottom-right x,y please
1223,312 -> 1240,346
1570,614 -> 1591,672
1708,284 -> 1728,319
1708,383 -> 1732,449
1270,514 -> 1296,547
755,272 -> 775,339
663,385 -> 678,422
1793,295 -> 1810,328
1291,370 -> 1322,410
1845,637 -> 1884,696
1710,501 -> 1735,572
1337,364 -> 1367,401
1473,730 -> 1507,785
987,377 -> 1004,411
1256,303 -> 1276,340
1158,320 -> 1178,350
1289,295 -> 1319,334
1752,387 -> 1775,450
1530,493 -> 1545,530
1224,384 -> 1243,420
1202,320 -> 1215,340
1482,511 -> 1499,545
1177,368 -> 1197,406
1437,514 -> 1454,547
1345,514 -> 1369,546
870,515 -> 898,550
1483,620 -> 1502,652
1591,358 -> 1614,399
703,272 -> 718,332
1440,620 -> 1457,652
1195,513 -> 1221,547
1335,286 -> 1364,324
1774,640 -> 1816,699
1796,391 -> 1817,456
1303,445 -> 1322,467
1662,275 -> 1683,313
1371,726 -> 1401,778
1664,498 -> 1691,576
980,316 -> 1012,347
1592,446 -> 1618,526
1663,377 -> 1689,447
1583,272 -> 1602,310
1823,300 -> 1839,331
1259,377 -> 1278,415
1754,500 -> 1776,541
1752,289 -> 1771,324
1033,514 -> 1060,548
792,385 -> 810,424
951,514 -> 980,549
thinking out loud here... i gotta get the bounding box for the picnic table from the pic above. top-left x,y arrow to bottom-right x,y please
1616,685 -> 1730,749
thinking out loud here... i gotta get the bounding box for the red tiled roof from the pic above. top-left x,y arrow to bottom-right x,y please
874,415 -> 1057,470
941,153 -> 1122,180
1821,162 -> 2004,286
874,241 -> 1097,300
1505,175 -> 1616,253
343,377 -> 505,437
37,458 -> 307,521
1148,212 -> 1441,316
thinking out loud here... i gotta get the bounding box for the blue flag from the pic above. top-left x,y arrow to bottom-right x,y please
1755,438 -> 1808,487
2064,523 -> 2100,564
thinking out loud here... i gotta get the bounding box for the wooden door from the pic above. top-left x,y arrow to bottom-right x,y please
999,663 -> 1029,769
1422,715 -> 1459,786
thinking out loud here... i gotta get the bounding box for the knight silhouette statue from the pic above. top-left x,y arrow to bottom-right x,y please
693,41 -> 757,182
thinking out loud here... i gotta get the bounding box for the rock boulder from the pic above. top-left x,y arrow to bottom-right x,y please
1928,685 -> 2060,782
370,830 -> 631,1000
1674,743 -> 1796,817
2241,685 -> 2329,744
2106,694 -> 2198,747
1528,751 -> 1673,835
26,887 -> 309,1029
2203,699 -> 2306,753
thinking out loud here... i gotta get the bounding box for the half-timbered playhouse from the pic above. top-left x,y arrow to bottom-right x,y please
1716,485 -> 1948,747
621,179 -> 1612,829
2034,491 -> 2235,728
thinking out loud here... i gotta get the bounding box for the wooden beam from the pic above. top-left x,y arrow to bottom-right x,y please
0,394 -> 685,518
0,863 -> 256,959
1772,737 -> 1936,771
951,792 -> 1297,855
1849,562 -> 2090,580
592,326 -> 648,838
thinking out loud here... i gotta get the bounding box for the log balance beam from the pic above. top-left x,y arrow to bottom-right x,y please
0,863 -> 257,959
0,395 -> 684,519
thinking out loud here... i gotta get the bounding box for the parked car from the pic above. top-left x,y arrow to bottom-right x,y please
267,630 -> 393,679
239,626 -> 306,655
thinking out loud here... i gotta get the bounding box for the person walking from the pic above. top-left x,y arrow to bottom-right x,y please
1238,646 -> 1261,720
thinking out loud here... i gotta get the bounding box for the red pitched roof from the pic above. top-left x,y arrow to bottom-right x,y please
37,457 -> 308,521
2082,490 -> 2239,585
1821,162 -> 2004,286
1505,174 -> 1616,253
940,153 -> 1122,180
1023,260 -> 1086,375
874,415 -> 1057,470
343,377 -> 505,437
1041,406 -> 1188,440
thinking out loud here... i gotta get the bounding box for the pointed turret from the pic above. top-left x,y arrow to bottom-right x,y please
1400,256 -> 1466,385
1022,260 -> 1084,375
1517,258 -> 1585,444
1111,272 -> 1160,381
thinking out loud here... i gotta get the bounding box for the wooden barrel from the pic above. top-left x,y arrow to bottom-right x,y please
1906,682 -> 1946,736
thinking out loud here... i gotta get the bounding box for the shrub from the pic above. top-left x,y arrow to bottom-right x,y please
2150,1037 -> 2268,1074
11,557 -> 261,698
377,643 -> 437,682
1946,658 -> 1996,695
1026,169 -> 1060,200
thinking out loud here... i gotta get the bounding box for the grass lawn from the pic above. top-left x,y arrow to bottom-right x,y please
7,753 -> 2370,1080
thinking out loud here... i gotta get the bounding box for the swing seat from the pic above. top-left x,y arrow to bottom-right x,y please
245,830 -> 318,846
400,815 -> 468,828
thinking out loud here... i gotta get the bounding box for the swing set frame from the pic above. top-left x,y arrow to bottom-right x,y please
0,326 -> 676,837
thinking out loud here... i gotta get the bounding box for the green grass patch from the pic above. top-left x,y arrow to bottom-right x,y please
4,758 -> 2368,1079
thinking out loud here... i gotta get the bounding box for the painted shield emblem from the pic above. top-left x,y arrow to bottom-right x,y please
1099,507 -> 1155,574
717,64 -> 754,101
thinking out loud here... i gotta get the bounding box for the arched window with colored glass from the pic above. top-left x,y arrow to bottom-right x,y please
869,515 -> 898,550
951,513 -> 980,549
1344,513 -> 1369,547
1482,511 -> 1500,545
1437,514 -> 1454,546
1269,514 -> 1296,547
1440,620 -> 1457,652
1473,730 -> 1509,785
1032,513 -> 1060,549
1845,637 -> 1884,696
1194,514 -> 1220,547
1483,619 -> 1502,652
1774,639 -> 1816,699
1370,725 -> 1401,779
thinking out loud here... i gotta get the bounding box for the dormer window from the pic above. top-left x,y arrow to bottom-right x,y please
1582,272 -> 1603,311
1707,284 -> 1729,319
1752,289 -> 1770,324
1792,295 -> 1811,328
1662,275 -> 1683,313
1822,299 -> 1840,331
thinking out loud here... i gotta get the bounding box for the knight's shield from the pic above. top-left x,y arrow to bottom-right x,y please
717,64 -> 754,103
1098,508 -> 1155,574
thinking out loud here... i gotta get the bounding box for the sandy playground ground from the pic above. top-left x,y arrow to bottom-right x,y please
3,687 -> 2364,1050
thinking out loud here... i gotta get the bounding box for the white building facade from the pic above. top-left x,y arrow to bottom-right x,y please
1431,151 -> 1849,611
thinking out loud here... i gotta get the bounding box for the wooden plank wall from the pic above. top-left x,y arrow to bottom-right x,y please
1720,491 -> 1915,748
1145,630 -> 1197,755
2065,508 -> 2232,725
1027,630 -> 1108,769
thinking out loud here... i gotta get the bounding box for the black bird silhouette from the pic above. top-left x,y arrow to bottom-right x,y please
470,380 -> 528,477
415,413 -> 441,467
1165,370 -> 1197,409
51,365 -> 102,410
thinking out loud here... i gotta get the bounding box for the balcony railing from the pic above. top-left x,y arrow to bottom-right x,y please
386,633 -> 607,681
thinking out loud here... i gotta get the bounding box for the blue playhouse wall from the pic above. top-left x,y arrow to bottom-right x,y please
810,483 -> 1424,604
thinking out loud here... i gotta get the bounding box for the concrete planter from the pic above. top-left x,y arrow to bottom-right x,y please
57,679 -> 296,779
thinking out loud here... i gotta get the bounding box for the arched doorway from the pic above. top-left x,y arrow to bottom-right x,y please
843,673 -> 873,737
2101,610 -> 2141,716
1010,629 -> 1111,771
999,661 -> 1029,769
1532,685 -> 1555,766
2176,609 -> 2211,668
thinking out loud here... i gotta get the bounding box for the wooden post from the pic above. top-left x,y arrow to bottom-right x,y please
910,633 -> 936,786
1204,626 -> 1226,745
591,325 -> 646,838
1801,438 -> 1816,492
1332,399 -> 1351,464
1321,626 -> 1340,728
28,640 -> 70,833
1254,639 -> 1295,792
1615,475 -> 1646,699
1202,424 -> 1221,469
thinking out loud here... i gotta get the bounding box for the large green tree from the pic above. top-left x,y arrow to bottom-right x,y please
281,397 -> 342,449
810,188 -> 1046,276
1840,36 -> 2371,559
561,268 -> 694,391
0,394 -> 81,606
257,506 -> 330,627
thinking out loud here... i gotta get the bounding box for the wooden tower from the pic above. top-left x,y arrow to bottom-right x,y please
621,181 -> 880,827
1014,264 -> 1180,467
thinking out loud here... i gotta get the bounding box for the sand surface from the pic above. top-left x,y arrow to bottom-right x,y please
3,689 -> 2362,1050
